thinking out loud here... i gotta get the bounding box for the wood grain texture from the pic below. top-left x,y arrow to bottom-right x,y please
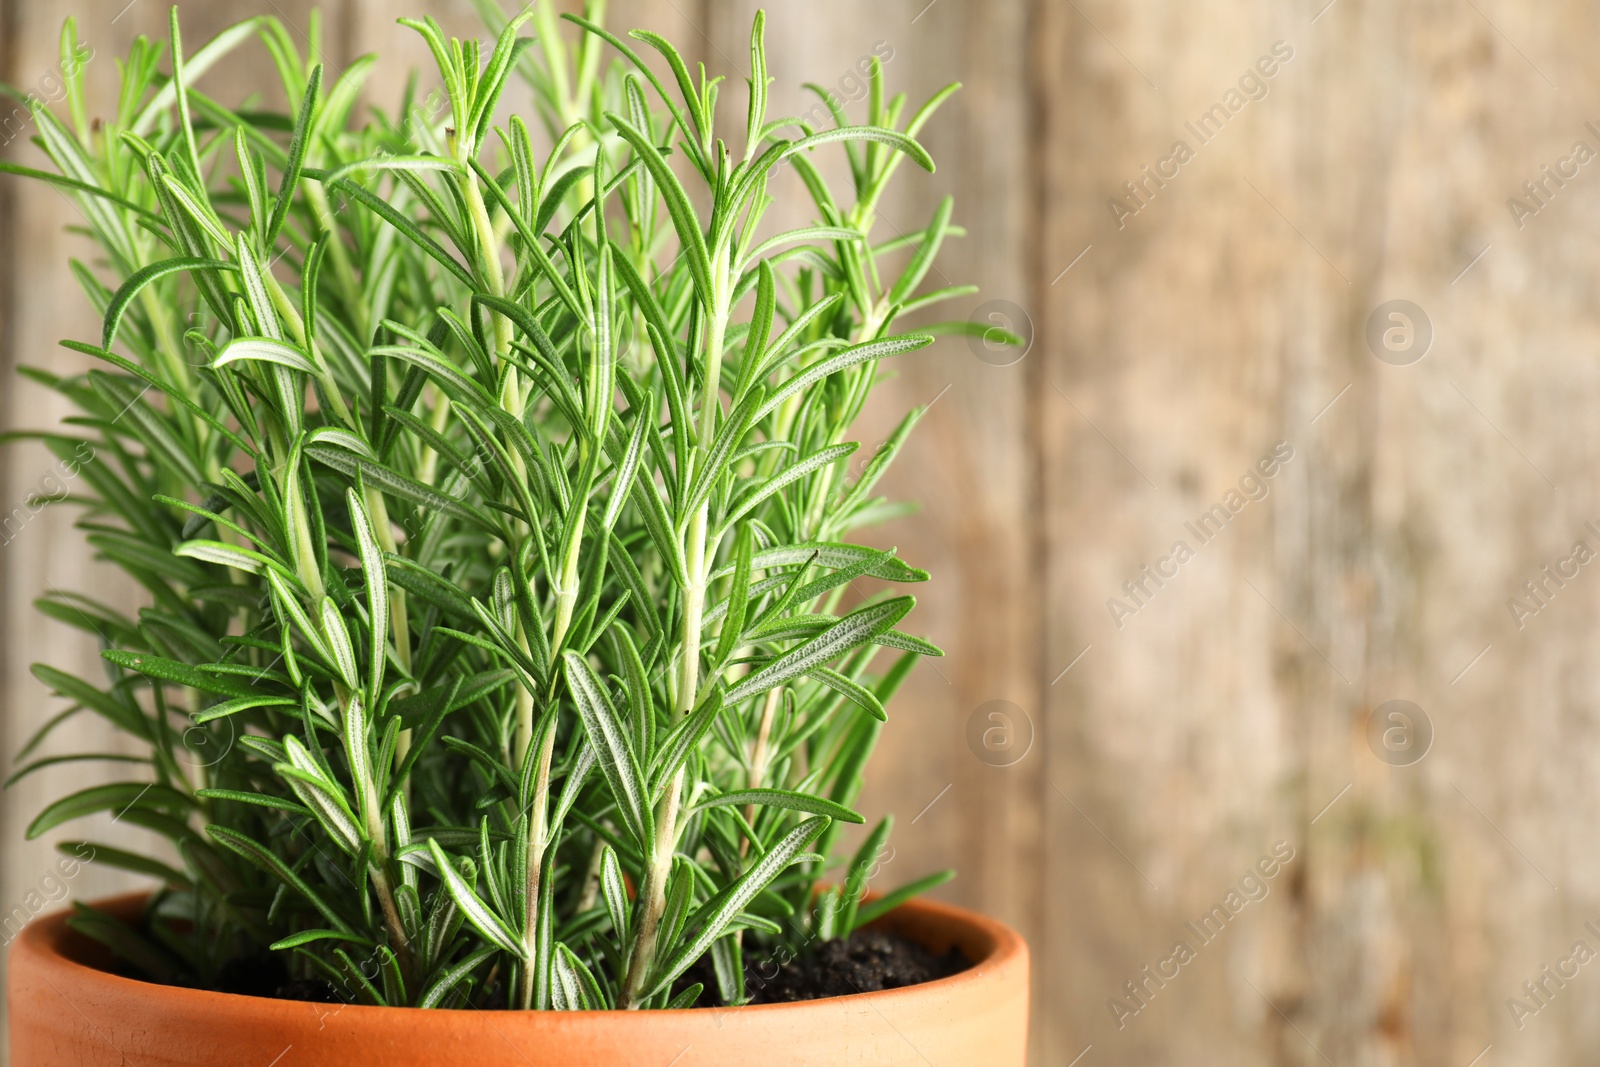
9,0 -> 1600,1064
1036,0 -> 1600,1064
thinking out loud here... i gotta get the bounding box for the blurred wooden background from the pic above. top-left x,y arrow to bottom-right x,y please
8,0 -> 1600,1063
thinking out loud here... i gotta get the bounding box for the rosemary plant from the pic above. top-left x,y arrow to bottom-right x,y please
2,2 -> 983,1010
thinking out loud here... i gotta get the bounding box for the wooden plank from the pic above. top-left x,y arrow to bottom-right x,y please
1033,0 -> 1370,1058
1035,0 -> 1600,1063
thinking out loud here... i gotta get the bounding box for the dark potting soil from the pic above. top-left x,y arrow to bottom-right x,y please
127,928 -> 966,1009
98,955 -> 339,1003
675,927 -> 971,1006
213,957 -> 339,1003
270,977 -> 341,1003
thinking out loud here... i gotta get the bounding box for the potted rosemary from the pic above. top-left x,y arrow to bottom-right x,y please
3,4 -> 1028,1064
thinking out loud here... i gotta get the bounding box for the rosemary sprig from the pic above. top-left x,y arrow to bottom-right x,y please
4,1 -> 979,1009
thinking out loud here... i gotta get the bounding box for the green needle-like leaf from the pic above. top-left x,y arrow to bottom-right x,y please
648,816 -> 830,997
694,788 -> 863,824
346,488 -> 390,697
101,257 -> 237,350
27,782 -> 191,839
266,63 -> 321,247
725,597 -> 916,705
563,651 -> 652,849
426,838 -> 527,958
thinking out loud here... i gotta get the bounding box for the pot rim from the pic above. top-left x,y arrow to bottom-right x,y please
12,889 -> 1027,1019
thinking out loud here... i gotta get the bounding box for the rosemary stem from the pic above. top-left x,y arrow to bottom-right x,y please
516,720 -> 557,1009
622,251 -> 728,1006
621,764 -> 684,1008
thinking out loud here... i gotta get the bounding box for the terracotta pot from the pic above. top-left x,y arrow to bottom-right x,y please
8,891 -> 1028,1065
